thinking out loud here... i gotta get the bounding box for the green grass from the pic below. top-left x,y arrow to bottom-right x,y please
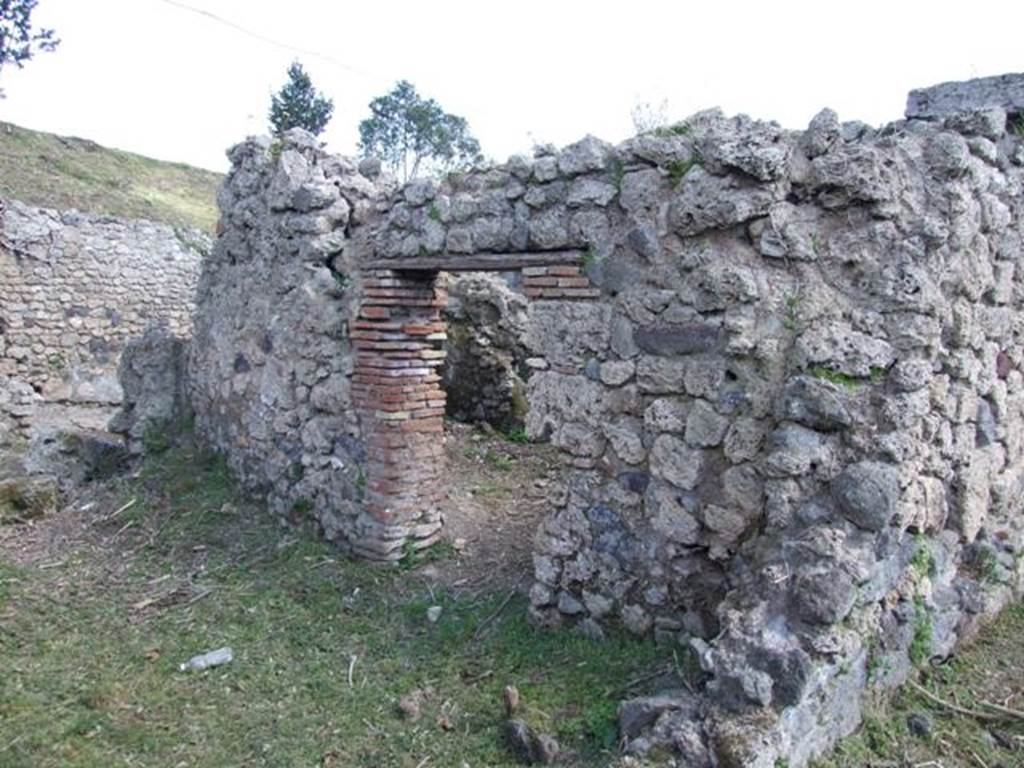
606,156 -> 625,192
650,122 -> 692,138
909,535 -> 936,579
808,365 -> 861,390
396,537 -> 457,572
816,601 -> 1024,767
0,121 -> 222,231
807,365 -> 887,391
0,440 -> 670,767
501,426 -> 530,445
908,597 -> 935,668
663,158 -> 697,187
482,450 -> 515,472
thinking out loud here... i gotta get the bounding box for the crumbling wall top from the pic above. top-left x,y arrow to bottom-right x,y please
906,71 -> 1024,119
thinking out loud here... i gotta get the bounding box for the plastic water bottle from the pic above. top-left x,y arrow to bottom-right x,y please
179,647 -> 233,671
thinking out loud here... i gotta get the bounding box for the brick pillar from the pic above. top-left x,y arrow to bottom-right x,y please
350,269 -> 448,560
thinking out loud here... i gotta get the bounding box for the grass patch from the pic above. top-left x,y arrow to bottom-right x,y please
651,122 -> 692,138
807,365 -> 886,390
808,365 -> 861,391
909,597 -> 934,668
473,483 -> 512,499
501,426 -> 530,445
910,534 -> 936,579
482,451 -> 515,472
663,158 -> 697,187
816,601 -> 1024,767
784,292 -> 802,331
0,121 -> 221,231
976,547 -> 1001,584
1011,114 -> 1024,137
0,440 -> 670,767
606,155 -> 625,192
397,537 -> 457,571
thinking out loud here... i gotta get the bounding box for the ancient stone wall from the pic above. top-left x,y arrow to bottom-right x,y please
442,272 -> 531,431
186,131 -> 387,543
0,199 -> 205,414
185,76 -> 1024,766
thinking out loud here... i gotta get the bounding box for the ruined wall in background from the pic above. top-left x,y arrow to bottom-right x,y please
0,200 -> 205,416
185,74 -> 1024,767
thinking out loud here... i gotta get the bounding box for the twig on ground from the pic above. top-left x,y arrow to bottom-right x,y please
181,587 -> 214,608
102,497 -> 136,523
348,654 -> 358,687
1,733 -> 26,753
473,576 -> 524,641
909,680 -> 1003,722
110,520 -> 136,542
132,589 -> 178,611
463,669 -> 493,684
979,699 -> 1024,721
617,663 -> 676,695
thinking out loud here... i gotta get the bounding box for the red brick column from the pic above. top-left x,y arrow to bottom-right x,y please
350,269 -> 448,561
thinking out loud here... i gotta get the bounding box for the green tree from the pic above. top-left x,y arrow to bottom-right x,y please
268,60 -> 334,137
0,0 -> 59,89
358,80 -> 482,182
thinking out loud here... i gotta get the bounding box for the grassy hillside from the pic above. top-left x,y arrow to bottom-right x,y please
0,121 -> 222,232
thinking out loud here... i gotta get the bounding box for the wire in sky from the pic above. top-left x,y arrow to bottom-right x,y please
155,0 -> 381,81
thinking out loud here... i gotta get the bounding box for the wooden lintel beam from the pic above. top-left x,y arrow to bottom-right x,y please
363,250 -> 583,272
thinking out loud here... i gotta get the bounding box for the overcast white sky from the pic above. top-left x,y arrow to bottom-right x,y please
2,0 -> 1022,171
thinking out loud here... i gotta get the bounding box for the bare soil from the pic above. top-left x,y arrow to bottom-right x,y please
0,421 -> 562,606
430,422 -> 562,592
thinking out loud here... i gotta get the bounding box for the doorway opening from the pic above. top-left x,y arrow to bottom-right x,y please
349,252 -> 595,567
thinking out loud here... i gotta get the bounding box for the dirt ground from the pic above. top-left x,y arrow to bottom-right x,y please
0,420 -> 562,592
431,422 -> 562,592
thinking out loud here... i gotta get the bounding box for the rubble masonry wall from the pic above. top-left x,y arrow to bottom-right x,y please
0,200 -> 205,438
187,76 -> 1024,766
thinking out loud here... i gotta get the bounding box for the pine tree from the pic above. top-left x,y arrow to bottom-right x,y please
268,61 -> 334,137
